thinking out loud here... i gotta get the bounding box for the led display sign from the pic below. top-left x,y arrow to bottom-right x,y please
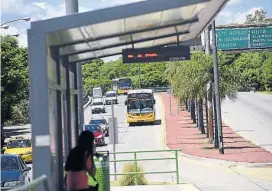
122,46 -> 190,63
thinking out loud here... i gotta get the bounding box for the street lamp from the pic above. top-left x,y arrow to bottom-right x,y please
1,25 -> 9,29
1,17 -> 31,29
9,34 -> 20,37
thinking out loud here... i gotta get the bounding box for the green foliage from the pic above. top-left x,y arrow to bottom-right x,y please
245,9 -> 272,24
1,36 -> 29,125
82,58 -> 168,94
118,163 -> 147,186
165,52 -> 240,102
232,51 -> 272,91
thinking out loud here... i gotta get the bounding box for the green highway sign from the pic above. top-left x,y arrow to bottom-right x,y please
249,27 -> 272,48
216,27 -> 272,50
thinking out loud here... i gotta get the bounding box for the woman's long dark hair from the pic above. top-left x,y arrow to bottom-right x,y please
65,131 -> 94,171
78,131 -> 94,154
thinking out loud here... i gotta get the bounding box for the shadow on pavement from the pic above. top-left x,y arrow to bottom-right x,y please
224,146 -> 259,149
129,119 -> 161,127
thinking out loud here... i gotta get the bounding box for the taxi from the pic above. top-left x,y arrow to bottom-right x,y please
4,137 -> 32,163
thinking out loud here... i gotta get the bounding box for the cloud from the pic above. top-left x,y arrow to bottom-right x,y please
101,0 -> 145,7
217,7 -> 263,24
1,1 -> 91,47
227,0 -> 242,6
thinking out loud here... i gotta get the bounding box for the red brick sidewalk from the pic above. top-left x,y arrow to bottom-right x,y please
160,93 -> 272,163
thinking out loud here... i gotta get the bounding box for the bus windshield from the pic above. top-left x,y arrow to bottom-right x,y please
128,99 -> 154,113
119,79 -> 131,89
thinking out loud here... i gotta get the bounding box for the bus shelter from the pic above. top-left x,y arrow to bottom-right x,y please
27,0 -> 229,190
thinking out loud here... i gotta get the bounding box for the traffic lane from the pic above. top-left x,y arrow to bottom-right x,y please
222,92 -> 272,152
237,92 -> 272,126
94,94 -> 175,182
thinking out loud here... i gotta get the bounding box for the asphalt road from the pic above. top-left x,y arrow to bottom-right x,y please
84,95 -> 175,182
85,94 -> 272,191
222,92 -> 272,153
3,92 -> 272,190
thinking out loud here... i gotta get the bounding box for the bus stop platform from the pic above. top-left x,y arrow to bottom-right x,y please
111,184 -> 201,191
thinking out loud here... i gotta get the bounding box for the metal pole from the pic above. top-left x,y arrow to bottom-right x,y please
111,100 -> 117,180
175,150 -> 179,184
169,91 -> 172,115
1,17 -> 31,26
211,20 -> 224,154
138,63 -> 141,89
65,0 -> 84,134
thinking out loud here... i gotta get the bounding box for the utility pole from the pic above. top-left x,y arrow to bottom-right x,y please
211,20 -> 224,154
65,0 -> 84,137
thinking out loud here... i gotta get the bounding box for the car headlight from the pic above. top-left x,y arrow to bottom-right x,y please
97,135 -> 103,139
25,151 -> 32,155
4,181 -> 21,187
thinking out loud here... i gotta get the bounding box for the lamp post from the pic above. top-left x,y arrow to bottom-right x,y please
1,17 -> 31,29
7,34 -> 20,37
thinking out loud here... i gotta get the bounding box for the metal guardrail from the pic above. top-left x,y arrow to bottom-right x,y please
109,149 -> 179,185
10,175 -> 50,191
146,87 -> 170,92
83,96 -> 92,109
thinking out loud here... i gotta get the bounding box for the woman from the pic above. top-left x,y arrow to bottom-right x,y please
64,131 -> 98,191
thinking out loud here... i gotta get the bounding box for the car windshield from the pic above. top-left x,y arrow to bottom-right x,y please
128,99 -> 154,113
1,157 -> 19,171
106,93 -> 116,97
7,140 -> 31,148
84,125 -> 100,132
90,119 -> 106,124
93,102 -> 103,105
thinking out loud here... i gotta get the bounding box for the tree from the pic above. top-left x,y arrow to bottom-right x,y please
245,9 -> 272,24
1,36 -> 29,126
165,52 -> 240,145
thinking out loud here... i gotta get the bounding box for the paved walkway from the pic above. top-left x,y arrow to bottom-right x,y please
112,184 -> 200,191
161,93 -> 272,163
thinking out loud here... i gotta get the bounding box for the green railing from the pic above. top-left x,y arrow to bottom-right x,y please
109,149 -> 179,185
10,175 -> 50,191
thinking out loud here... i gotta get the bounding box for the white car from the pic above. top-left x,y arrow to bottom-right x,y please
91,98 -> 106,114
105,91 -> 118,105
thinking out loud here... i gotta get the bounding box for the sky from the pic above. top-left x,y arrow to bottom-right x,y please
1,0 -> 272,61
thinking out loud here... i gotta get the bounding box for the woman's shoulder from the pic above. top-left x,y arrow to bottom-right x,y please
65,146 -> 86,171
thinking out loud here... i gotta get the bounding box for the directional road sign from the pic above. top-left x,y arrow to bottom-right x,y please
216,27 -> 272,50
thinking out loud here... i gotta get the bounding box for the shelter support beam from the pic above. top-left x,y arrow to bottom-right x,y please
65,0 -> 84,137
27,31 -> 53,190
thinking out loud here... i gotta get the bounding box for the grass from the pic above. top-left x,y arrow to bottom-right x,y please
258,91 -> 272,95
118,162 -> 147,186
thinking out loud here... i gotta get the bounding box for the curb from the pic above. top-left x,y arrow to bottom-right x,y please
156,93 -> 272,168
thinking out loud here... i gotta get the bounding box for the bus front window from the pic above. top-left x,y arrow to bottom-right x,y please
119,80 -> 131,89
128,100 -> 153,113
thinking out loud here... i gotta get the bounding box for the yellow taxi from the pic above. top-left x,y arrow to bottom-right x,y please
4,137 -> 32,163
